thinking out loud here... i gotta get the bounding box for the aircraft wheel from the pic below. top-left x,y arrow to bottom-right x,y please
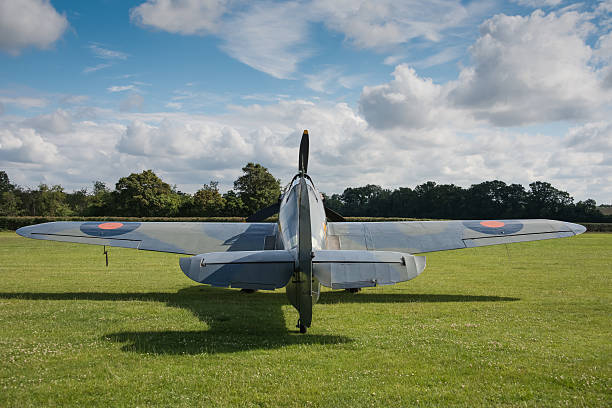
299,324 -> 307,334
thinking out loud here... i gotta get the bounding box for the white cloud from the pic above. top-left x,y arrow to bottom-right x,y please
1,96 -> 611,201
130,0 -> 226,35
23,109 -> 72,134
449,10 -> 609,126
0,96 -> 48,109
310,0 -> 470,48
359,65 -> 459,130
0,0 -> 69,55
88,43 -> 128,60
0,127 -> 60,164
512,0 -> 563,7
83,63 -> 112,74
565,121 -> 612,153
360,9 -> 612,129
108,85 -> 136,93
304,67 -> 364,93
128,0 -> 479,78
218,2 -> 310,79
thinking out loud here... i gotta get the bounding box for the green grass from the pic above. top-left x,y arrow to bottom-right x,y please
0,232 -> 610,407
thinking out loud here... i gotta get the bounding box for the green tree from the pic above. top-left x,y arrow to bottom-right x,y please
31,184 -> 72,216
86,181 -> 113,216
193,181 -> 226,216
0,191 -> 21,215
0,171 -> 12,193
114,170 -> 180,216
66,188 -> 89,215
527,181 -> 573,218
0,171 -> 21,215
233,163 -> 280,215
222,190 -> 247,217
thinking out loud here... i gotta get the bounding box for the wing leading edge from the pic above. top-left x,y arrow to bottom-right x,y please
16,221 -> 278,255
326,219 -> 586,254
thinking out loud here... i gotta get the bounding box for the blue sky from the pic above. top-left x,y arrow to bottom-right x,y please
1,0 -> 611,203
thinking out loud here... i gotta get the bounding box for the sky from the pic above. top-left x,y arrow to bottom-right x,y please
0,0 -> 611,204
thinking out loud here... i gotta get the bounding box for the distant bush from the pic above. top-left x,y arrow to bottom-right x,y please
580,223 -> 612,232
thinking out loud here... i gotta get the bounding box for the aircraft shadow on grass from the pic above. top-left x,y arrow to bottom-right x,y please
0,287 -> 518,355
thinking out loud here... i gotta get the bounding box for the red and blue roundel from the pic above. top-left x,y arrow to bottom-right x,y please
462,220 -> 523,235
80,222 -> 141,237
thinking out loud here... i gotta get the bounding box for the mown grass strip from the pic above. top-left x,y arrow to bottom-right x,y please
0,232 -> 610,407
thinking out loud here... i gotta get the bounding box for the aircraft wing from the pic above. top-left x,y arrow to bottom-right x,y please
16,221 -> 278,255
326,219 -> 586,254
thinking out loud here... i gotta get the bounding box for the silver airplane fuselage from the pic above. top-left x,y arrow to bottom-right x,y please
278,173 -> 326,331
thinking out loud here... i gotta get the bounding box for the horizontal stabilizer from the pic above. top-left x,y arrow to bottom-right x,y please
312,250 -> 425,289
179,250 -> 295,290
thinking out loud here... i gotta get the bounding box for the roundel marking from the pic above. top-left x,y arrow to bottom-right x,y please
463,220 -> 523,235
80,221 -> 141,237
480,220 -> 505,228
98,222 -> 124,230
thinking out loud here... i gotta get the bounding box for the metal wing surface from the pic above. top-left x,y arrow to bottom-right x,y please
16,222 -> 278,255
326,219 -> 586,254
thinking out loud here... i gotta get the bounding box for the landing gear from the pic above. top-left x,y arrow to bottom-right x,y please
345,288 -> 361,293
297,319 -> 307,334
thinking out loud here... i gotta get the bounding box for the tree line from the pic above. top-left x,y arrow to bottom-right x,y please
1,167 -> 609,222
0,164 -> 280,218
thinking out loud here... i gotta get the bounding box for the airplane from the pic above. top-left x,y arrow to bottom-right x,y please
16,130 -> 587,333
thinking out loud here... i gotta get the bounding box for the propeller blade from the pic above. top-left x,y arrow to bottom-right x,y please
246,202 -> 280,222
299,130 -> 309,173
324,206 -> 345,222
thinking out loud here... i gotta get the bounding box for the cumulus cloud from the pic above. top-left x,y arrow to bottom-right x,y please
359,65 -> 447,130
130,0 -> 226,35
23,109 -> 72,134
0,127 -> 60,164
565,121 -> 612,153
1,95 -> 611,201
116,119 -> 252,164
0,0 -> 69,55
449,10 -> 609,126
360,9 -> 612,129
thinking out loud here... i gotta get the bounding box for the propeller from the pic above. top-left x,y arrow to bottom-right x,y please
324,206 -> 345,222
245,201 -> 280,222
298,130 -> 309,173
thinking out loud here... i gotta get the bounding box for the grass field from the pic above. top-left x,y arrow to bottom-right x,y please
0,231 -> 610,407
